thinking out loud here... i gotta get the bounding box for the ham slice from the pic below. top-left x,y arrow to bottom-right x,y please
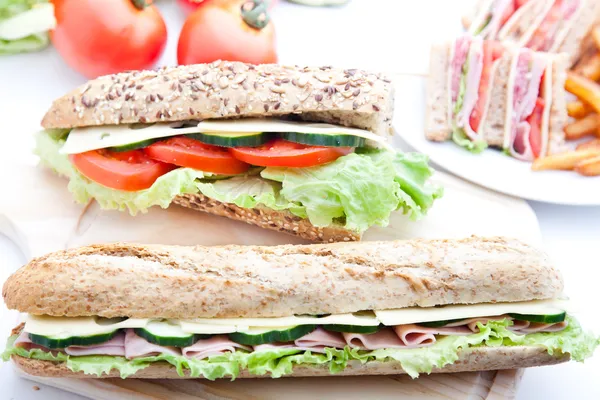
343,328 -> 408,350
294,328 -> 347,349
482,0 -> 515,38
451,36 -> 472,103
182,335 -> 251,359
13,330 -> 50,352
507,49 -> 547,160
124,329 -> 181,359
394,324 -> 471,347
65,332 -> 126,357
509,320 -> 568,334
253,342 -> 329,354
456,37 -> 484,141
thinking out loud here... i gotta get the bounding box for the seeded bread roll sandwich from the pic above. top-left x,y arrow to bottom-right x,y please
2,236 -> 597,380
36,61 -> 442,243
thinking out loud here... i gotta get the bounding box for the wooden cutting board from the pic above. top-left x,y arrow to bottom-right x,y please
0,134 -> 541,400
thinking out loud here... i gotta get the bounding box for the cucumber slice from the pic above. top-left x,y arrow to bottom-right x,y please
418,318 -> 466,328
509,311 -> 566,324
322,324 -> 381,334
109,139 -> 157,152
281,132 -> 365,147
29,330 -> 118,349
134,320 -> 210,347
188,132 -> 271,148
229,325 -> 316,345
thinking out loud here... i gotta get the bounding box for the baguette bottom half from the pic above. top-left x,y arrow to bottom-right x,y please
11,346 -> 569,379
172,193 -> 361,243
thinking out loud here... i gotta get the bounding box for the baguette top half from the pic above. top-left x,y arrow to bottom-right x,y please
2,236 -> 563,319
41,61 -> 395,137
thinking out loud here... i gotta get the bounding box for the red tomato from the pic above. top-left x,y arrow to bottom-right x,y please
70,149 -> 175,191
230,139 -> 352,168
499,2 -> 516,26
469,41 -> 505,132
527,97 -> 545,158
144,137 -> 251,174
177,0 -> 277,65
527,0 -> 563,51
51,0 -> 167,78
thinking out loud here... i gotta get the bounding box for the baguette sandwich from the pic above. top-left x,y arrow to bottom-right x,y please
425,35 -> 568,160
463,0 -> 600,65
2,237 -> 597,379
36,61 -> 442,243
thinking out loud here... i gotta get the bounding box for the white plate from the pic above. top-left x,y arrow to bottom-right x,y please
392,75 -> 600,205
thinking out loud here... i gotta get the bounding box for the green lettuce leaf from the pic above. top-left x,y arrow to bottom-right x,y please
34,132 -> 210,215
4,317 -> 597,380
451,54 -> 488,154
36,132 -> 442,231
196,176 -> 307,219
0,1 -> 55,54
261,150 -> 443,232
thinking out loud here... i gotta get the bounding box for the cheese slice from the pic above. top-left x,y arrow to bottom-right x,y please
187,312 -> 379,328
24,316 -> 150,338
374,299 -> 568,326
59,119 -> 391,155
23,300 -> 568,338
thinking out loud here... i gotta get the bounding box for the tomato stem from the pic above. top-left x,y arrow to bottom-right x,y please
241,0 -> 270,29
131,0 -> 151,10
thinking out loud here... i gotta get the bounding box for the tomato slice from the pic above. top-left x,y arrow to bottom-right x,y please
144,137 -> 250,175
499,1 -> 516,27
230,139 -> 352,168
469,41 -> 505,132
526,0 -> 566,51
527,97 -> 545,158
70,149 -> 175,191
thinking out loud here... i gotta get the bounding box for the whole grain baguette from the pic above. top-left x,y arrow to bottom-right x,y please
41,61 -> 395,137
2,236 -> 563,319
11,346 -> 568,379
172,194 -> 360,243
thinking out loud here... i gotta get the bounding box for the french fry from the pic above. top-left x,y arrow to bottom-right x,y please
575,155 -> 600,176
532,149 -> 600,171
575,53 -> 600,81
565,72 -> 600,114
564,114 -> 599,140
567,100 -> 594,118
577,139 -> 600,151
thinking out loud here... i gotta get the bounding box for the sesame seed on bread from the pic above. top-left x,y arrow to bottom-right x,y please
41,61 -> 395,137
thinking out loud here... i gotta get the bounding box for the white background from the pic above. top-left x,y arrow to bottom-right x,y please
1,1 -> 599,399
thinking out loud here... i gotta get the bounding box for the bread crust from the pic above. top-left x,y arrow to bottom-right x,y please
172,194 -> 360,243
41,61 -> 394,137
554,0 -> 600,66
425,43 -> 452,141
11,346 -> 569,379
3,237 -> 563,319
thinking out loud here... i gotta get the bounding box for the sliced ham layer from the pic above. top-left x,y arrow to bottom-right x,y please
455,37 -> 485,141
476,0 -> 515,38
182,336 -> 251,359
253,342 -> 328,354
65,332 -> 126,357
294,328 -> 347,349
507,49 -> 547,160
343,328 -> 408,350
124,329 -> 180,359
451,36 -> 472,103
509,320 -> 569,334
13,330 -> 49,352
394,324 -> 472,347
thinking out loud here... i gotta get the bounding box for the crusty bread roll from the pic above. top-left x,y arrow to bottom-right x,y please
11,345 -> 569,379
41,61 -> 395,137
3,236 -> 563,319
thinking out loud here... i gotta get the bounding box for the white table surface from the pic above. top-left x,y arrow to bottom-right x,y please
1,1 -> 599,399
